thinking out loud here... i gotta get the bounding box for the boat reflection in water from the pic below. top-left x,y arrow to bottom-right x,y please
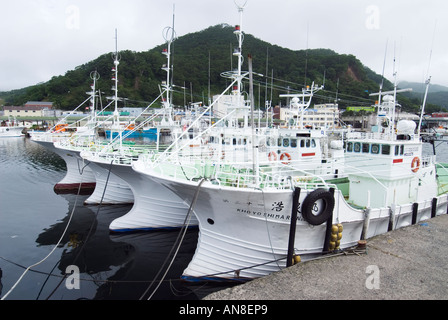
34,194 -> 209,300
0,138 -> 235,300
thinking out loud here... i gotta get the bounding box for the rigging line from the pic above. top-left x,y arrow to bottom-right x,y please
190,245 -> 368,281
0,255 -> 189,285
77,157 -> 91,175
140,178 -> 206,300
44,160 -> 114,300
425,20 -> 437,81
247,76 -> 377,106
1,171 -> 86,301
35,258 -> 61,300
189,256 -> 290,281
1,247 -> 367,287
168,278 -> 209,298
317,90 -> 376,102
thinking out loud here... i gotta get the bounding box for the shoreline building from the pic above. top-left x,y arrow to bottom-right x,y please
278,103 -> 339,129
3,101 -> 54,118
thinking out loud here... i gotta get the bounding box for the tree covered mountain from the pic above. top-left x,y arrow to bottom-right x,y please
1,24 -> 439,113
398,81 -> 448,110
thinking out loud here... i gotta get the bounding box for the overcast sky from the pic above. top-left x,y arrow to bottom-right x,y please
1,0 -> 446,92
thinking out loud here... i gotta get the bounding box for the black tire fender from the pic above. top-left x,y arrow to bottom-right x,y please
301,188 -> 335,225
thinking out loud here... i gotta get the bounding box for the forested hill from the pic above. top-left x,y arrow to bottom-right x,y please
0,24 -> 434,112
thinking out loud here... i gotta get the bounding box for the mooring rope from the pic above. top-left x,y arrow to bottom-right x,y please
44,160 -> 114,300
139,178 -> 206,300
1,170 -> 86,300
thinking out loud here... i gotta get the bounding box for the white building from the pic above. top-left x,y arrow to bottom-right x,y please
3,101 -> 54,118
279,103 -> 339,128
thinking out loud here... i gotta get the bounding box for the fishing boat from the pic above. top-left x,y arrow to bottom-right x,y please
131,3 -> 448,282
30,79 -> 100,194
80,24 -> 203,230
80,31 -> 135,205
133,80 -> 448,282
125,3 -> 345,235
105,122 -> 158,140
0,118 -> 26,137
54,30 -> 152,203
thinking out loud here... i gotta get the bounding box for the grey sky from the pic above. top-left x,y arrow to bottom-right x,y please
1,0 -> 446,92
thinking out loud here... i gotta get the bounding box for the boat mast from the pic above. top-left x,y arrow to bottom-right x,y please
392,50 -> 398,137
369,86 -> 412,139
88,70 -> 100,130
248,54 -> 259,185
161,16 -> 176,126
232,0 -> 248,128
418,29 -> 435,137
111,29 -> 122,148
377,41 -> 388,115
279,83 -> 323,129
417,76 -> 431,137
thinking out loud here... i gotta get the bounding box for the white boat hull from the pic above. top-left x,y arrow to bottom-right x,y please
84,161 -> 134,205
0,126 -> 25,137
93,160 -> 198,231
144,170 -> 448,282
46,142 -> 96,192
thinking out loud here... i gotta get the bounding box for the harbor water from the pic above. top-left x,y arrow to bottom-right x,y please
0,135 -> 446,300
0,136 -> 232,300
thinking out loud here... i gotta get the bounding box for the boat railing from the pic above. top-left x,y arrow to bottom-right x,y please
346,130 -> 422,142
56,136 -> 95,149
84,145 -> 160,165
30,131 -> 70,143
148,155 -> 337,191
422,154 -> 436,168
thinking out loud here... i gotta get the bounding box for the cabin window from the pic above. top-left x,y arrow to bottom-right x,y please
371,144 -> 380,154
300,140 -> 305,148
362,143 -> 370,153
278,138 -> 282,147
381,144 -> 390,155
394,145 -> 404,156
233,138 -> 237,145
354,142 -> 361,153
347,142 -> 353,152
283,138 -> 290,147
291,139 -> 297,148
311,139 -> 316,148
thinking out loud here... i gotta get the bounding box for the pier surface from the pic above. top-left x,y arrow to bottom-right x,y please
203,214 -> 448,300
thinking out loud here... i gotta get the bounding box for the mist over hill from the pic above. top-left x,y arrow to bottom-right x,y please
398,81 -> 448,110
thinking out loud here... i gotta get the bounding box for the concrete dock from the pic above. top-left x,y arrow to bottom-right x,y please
203,214 -> 448,300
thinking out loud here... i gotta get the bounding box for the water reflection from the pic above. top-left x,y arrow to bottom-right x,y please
32,192 -> 209,300
36,195 -> 135,275
97,230 -> 200,300
0,137 -> 234,300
